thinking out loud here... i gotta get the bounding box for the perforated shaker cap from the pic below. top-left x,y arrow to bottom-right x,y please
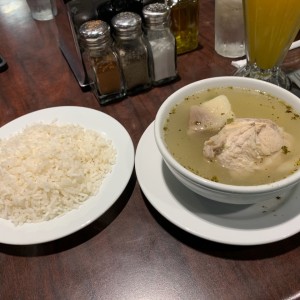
111,12 -> 142,37
142,3 -> 170,26
79,20 -> 111,48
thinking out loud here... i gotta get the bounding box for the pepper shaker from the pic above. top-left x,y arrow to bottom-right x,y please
143,3 -> 178,86
79,20 -> 126,104
111,12 -> 151,95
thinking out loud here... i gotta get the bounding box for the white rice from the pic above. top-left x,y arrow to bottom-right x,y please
0,123 -> 116,225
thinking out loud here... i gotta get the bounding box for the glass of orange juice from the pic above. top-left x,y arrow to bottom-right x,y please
235,0 -> 300,89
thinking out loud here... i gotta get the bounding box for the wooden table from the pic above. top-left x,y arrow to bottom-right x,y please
0,0 -> 300,299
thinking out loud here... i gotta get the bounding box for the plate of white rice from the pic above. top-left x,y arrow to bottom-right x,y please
0,106 -> 134,245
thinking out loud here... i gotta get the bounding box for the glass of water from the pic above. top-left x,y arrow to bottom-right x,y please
26,0 -> 57,21
215,0 -> 245,58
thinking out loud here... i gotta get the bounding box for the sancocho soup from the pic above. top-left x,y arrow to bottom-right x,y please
163,86 -> 300,186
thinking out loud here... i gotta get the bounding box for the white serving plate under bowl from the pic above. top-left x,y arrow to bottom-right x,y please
154,76 -> 300,205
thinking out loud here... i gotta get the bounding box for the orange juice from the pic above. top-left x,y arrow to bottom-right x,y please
244,0 -> 300,70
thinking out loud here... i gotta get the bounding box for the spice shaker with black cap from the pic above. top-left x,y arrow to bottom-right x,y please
142,2 -> 178,86
79,20 -> 126,104
97,0 -> 143,25
111,11 -> 151,95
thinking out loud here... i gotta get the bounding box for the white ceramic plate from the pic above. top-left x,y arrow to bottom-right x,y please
0,106 -> 134,245
135,123 -> 300,246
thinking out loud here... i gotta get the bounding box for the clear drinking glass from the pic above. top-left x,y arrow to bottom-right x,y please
215,0 -> 245,58
235,0 -> 300,89
26,0 -> 57,21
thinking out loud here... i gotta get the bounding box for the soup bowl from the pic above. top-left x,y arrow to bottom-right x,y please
154,76 -> 300,204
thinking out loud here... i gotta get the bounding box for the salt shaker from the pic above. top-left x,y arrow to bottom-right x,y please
143,3 -> 178,86
214,0 -> 245,58
79,20 -> 126,105
111,12 -> 151,95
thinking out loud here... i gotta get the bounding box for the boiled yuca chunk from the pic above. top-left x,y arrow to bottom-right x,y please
188,95 -> 235,133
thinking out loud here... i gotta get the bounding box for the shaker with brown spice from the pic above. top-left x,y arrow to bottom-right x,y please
79,20 -> 126,104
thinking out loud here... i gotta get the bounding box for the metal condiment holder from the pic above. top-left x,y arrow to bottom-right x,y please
57,0 -> 179,104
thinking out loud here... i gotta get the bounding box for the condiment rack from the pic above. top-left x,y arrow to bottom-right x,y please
58,0 -> 179,105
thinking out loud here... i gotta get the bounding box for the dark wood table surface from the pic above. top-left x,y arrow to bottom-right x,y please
1,0 -> 300,299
